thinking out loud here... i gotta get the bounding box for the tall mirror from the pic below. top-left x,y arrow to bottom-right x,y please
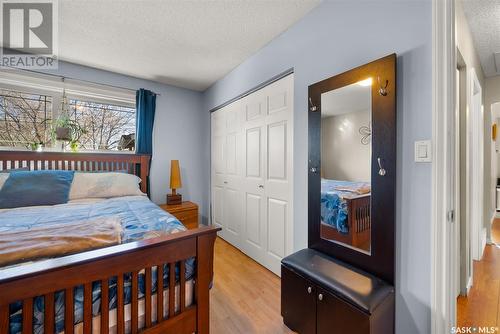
320,78 -> 372,254
308,54 -> 396,283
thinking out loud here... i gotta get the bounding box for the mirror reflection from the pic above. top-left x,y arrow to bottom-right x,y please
320,78 -> 372,254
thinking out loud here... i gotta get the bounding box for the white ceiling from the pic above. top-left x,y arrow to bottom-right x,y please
58,0 -> 320,91
321,82 -> 371,118
461,0 -> 500,77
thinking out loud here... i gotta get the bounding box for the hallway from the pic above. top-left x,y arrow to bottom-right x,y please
457,219 -> 500,328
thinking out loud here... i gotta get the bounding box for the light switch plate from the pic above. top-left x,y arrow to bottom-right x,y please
415,140 -> 432,162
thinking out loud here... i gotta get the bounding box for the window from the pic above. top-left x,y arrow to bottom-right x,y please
0,89 -> 53,149
68,99 -> 136,151
0,70 -> 136,152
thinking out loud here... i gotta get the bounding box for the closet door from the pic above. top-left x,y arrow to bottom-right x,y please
211,108 -> 227,237
211,74 -> 293,276
241,74 -> 294,275
241,88 -> 268,266
211,103 -> 244,247
222,101 -> 243,247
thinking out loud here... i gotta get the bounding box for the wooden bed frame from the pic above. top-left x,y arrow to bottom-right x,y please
320,194 -> 371,252
0,151 -> 220,334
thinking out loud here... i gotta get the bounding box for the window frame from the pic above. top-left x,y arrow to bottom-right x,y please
0,69 -> 136,153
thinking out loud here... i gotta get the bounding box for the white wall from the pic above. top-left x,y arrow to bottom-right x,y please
321,110 -> 371,182
203,1 -> 432,332
38,61 -> 209,223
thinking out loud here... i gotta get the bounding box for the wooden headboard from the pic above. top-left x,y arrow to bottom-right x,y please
0,151 -> 151,193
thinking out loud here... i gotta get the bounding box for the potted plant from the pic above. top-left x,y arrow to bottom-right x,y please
52,115 -> 86,152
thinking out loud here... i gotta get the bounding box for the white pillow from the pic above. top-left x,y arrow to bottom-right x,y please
0,173 -> 9,190
69,172 -> 145,200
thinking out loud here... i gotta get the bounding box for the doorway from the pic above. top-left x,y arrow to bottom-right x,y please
456,64 -> 484,296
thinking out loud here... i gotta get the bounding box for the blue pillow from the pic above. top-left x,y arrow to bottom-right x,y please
0,170 -> 75,209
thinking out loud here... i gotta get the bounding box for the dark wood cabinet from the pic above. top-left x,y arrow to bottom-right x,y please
281,266 -> 317,334
316,288 -> 369,334
281,249 -> 394,334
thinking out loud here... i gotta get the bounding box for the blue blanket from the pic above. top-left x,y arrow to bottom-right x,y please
320,179 -> 370,233
1,196 -> 193,334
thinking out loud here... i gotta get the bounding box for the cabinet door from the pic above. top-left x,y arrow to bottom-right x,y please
317,288 -> 370,334
281,266 -> 316,334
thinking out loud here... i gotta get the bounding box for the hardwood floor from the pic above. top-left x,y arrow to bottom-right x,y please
457,218 -> 500,328
210,237 -> 294,334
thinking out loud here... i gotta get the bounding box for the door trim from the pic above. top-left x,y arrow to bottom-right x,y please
208,68 -> 294,113
431,0 -> 456,332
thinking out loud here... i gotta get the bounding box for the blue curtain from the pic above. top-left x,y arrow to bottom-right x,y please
136,89 -> 156,154
136,89 -> 156,196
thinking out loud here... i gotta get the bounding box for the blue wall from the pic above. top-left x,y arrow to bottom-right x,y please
41,62 -> 209,223
203,1 -> 433,333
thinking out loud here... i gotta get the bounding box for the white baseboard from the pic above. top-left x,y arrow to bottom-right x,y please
487,213 -> 495,244
481,227 -> 487,258
466,275 -> 473,295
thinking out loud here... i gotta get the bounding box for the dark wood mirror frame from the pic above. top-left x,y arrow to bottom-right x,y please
308,54 -> 396,284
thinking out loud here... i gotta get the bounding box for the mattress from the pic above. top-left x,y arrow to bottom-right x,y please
320,179 -> 370,233
1,196 -> 195,334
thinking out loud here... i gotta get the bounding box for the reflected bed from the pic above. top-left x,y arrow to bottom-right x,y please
320,179 -> 371,251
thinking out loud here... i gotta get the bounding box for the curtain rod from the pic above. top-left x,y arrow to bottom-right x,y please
7,67 -> 162,96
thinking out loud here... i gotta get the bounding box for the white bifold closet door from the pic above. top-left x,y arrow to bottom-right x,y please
211,74 -> 294,276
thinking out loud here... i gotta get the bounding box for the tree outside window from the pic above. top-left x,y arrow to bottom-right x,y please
0,88 -> 136,152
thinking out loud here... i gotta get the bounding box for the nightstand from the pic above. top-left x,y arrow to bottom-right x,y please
160,201 -> 199,230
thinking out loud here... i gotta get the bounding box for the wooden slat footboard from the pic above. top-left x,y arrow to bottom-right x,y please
0,226 -> 220,334
347,194 -> 371,251
320,194 -> 371,252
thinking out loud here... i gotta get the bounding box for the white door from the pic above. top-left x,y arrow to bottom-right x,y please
466,68 -> 484,289
222,101 -> 243,247
211,74 -> 294,276
241,75 -> 294,275
211,105 -> 243,247
470,69 -> 484,261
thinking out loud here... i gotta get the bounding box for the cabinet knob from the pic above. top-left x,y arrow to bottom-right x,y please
224,181 -> 228,184
258,184 -> 264,189
307,286 -> 312,294
318,293 -> 323,301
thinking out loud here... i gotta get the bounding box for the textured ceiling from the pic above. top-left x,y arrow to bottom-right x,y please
58,0 -> 319,91
462,0 -> 500,77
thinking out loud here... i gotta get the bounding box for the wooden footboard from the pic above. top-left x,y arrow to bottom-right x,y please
347,194 -> 371,250
0,226 -> 220,334
320,194 -> 371,251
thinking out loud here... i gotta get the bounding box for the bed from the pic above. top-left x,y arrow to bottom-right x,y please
320,179 -> 371,251
0,151 -> 219,334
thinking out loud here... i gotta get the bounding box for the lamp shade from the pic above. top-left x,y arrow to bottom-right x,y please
169,160 -> 182,189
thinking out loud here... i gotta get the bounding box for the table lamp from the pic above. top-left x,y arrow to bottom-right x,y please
167,160 -> 182,204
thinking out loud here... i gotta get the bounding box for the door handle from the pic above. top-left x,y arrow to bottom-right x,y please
310,167 -> 318,174
258,185 -> 264,189
224,181 -> 228,184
